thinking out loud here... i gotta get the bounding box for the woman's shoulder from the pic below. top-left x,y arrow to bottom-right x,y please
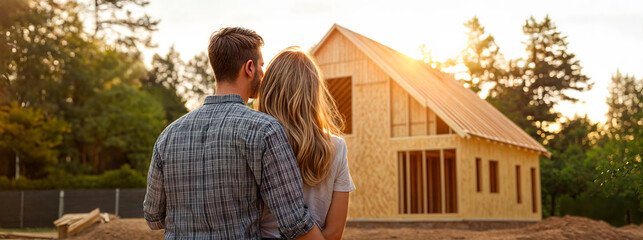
329,135 -> 347,165
330,134 -> 346,150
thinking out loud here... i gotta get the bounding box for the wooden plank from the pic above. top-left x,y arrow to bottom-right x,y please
0,232 -> 57,239
424,151 -> 435,213
422,150 -> 428,214
413,152 -> 422,213
390,81 -> 408,137
390,80 -> 394,138
440,149 -> 446,214
58,224 -> 68,239
409,97 -> 427,136
398,153 -> 404,214
405,151 -> 411,214
407,95 -> 411,137
54,213 -> 86,226
68,208 -> 101,236
443,149 -> 457,213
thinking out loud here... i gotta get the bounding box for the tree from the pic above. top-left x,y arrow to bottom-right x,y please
78,85 -> 165,173
540,115 -> 598,217
595,71 -> 643,210
605,70 -> 642,137
0,0 -> 88,112
183,52 -> 216,109
141,46 -> 188,123
417,44 -> 450,70
0,102 -> 69,178
1,0 -> 166,177
487,16 -> 592,143
459,16 -> 504,93
89,0 -> 160,54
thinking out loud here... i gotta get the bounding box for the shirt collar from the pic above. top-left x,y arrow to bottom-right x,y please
203,94 -> 246,105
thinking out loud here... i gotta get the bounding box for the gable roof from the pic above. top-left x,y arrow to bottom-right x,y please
312,24 -> 550,158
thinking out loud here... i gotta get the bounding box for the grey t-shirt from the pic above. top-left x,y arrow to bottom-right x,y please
261,135 -> 356,238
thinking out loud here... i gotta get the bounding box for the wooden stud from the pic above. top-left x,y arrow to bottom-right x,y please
422,150 -> 428,214
405,151 -> 411,214
398,153 -> 404,214
440,149 -> 446,214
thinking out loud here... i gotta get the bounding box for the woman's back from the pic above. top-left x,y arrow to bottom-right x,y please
261,135 -> 354,238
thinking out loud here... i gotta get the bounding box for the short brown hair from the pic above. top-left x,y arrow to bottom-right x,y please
208,27 -> 264,83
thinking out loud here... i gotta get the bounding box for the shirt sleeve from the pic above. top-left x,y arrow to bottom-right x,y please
333,138 -> 356,192
143,145 -> 166,230
259,123 -> 317,239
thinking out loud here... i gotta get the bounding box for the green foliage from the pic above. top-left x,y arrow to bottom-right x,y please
0,164 -> 146,190
540,115 -> 599,217
79,85 -> 165,172
183,52 -> 216,109
94,164 -> 147,188
0,102 -> 69,178
0,0 -> 87,112
559,193 -> 642,227
595,71 -> 643,206
0,0 -> 166,176
141,46 -> 188,123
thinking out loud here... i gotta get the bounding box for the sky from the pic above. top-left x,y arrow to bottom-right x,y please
140,0 -> 643,124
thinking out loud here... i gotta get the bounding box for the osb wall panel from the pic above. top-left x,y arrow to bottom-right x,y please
390,81 -> 408,137
409,95 -> 427,136
315,31 -> 363,65
456,137 -> 541,220
427,108 -> 437,135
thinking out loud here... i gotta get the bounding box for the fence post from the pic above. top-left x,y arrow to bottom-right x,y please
58,190 -> 65,218
19,191 -> 24,228
115,188 -> 120,216
15,155 -> 19,180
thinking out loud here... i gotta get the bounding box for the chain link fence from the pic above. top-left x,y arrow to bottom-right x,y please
0,189 -> 146,228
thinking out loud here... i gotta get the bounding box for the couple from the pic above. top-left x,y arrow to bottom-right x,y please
143,27 -> 355,240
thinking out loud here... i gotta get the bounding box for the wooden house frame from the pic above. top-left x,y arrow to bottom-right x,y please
311,24 -> 550,222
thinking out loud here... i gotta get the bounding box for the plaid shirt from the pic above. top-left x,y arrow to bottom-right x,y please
144,94 -> 316,239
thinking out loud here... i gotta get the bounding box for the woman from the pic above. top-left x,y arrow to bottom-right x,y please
257,47 -> 355,240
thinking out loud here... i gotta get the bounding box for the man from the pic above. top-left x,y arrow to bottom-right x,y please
144,27 -> 323,239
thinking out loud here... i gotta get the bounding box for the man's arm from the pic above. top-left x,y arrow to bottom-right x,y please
259,124 -> 323,240
143,146 -> 166,230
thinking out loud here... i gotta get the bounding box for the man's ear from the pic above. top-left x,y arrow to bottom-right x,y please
244,60 -> 254,78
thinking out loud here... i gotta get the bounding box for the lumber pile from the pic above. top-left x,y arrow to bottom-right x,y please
53,208 -> 106,239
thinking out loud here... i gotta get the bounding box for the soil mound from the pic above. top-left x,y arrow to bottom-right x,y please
68,218 -> 163,240
494,215 -> 641,240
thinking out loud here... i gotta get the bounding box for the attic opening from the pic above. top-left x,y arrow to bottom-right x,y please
327,77 -> 353,134
390,80 -> 453,137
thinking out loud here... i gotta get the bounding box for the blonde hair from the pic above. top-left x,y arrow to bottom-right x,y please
257,47 -> 344,186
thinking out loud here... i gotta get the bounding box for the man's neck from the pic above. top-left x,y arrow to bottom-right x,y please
214,83 -> 249,103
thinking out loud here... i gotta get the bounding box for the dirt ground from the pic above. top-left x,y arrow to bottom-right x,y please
61,215 -> 643,240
